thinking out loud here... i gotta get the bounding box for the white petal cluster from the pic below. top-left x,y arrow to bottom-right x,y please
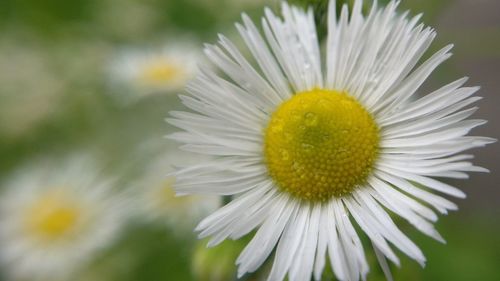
133,149 -> 221,231
0,158 -> 127,280
108,41 -> 200,102
168,1 -> 493,280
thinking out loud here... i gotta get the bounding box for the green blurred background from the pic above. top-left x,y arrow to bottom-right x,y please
0,0 -> 498,280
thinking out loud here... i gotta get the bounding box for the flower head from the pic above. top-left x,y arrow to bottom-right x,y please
133,149 -> 220,231
0,158 -> 127,280
108,41 -> 200,102
168,1 -> 494,280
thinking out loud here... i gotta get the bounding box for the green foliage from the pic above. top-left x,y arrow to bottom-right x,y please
193,239 -> 244,281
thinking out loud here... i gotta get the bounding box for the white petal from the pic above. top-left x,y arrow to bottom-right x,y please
236,195 -> 296,276
373,243 -> 394,281
289,203 -> 321,281
369,177 -> 445,242
267,203 -> 310,281
375,170 -> 458,214
313,204 -> 329,281
237,14 -> 292,100
325,201 -> 347,281
196,182 -> 272,239
355,190 -> 426,266
344,197 -> 400,266
263,3 -> 322,92
333,200 -> 369,281
374,44 -> 453,116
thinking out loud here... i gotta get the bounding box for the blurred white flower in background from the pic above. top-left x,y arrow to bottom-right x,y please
133,148 -> 221,232
0,157 -> 128,281
108,41 -> 200,103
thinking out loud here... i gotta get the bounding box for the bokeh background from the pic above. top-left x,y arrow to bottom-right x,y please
0,0 -> 498,280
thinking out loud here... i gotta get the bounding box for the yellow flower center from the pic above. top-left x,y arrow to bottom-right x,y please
264,89 -> 380,202
140,60 -> 185,85
24,192 -> 80,242
153,178 -> 195,209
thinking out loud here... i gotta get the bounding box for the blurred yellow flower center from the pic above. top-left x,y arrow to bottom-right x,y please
25,192 -> 80,241
264,89 -> 380,202
140,60 -> 184,85
154,178 -> 195,209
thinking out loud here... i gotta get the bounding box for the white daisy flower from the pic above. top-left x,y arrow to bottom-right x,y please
167,1 -> 494,280
108,41 -> 200,101
0,158 -> 127,281
134,149 -> 221,231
